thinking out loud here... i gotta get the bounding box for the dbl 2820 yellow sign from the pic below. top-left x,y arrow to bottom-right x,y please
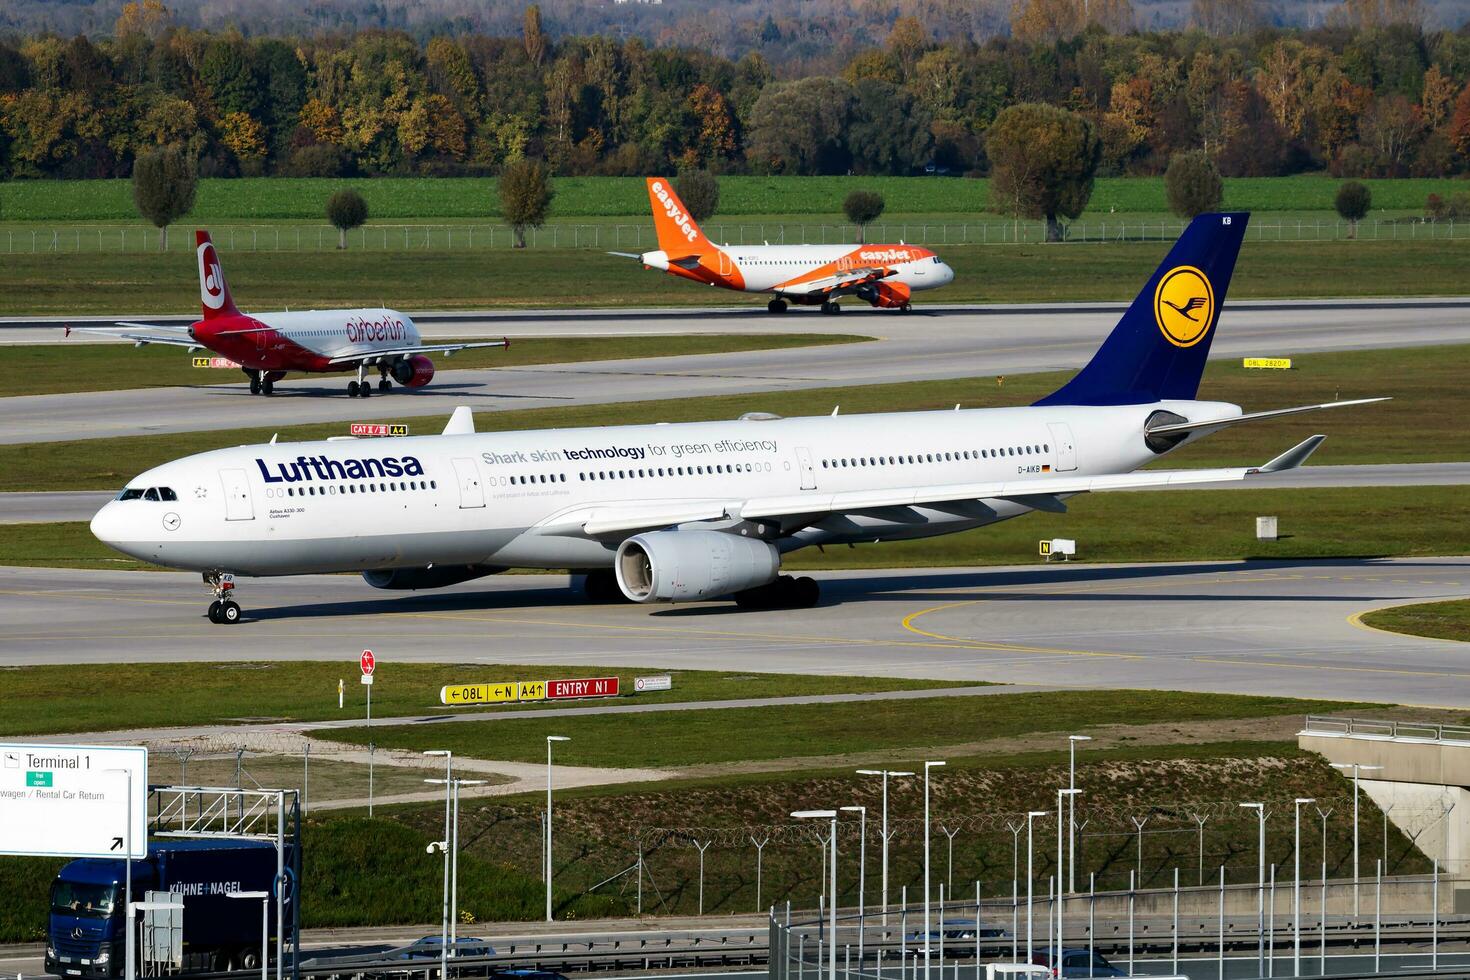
1243,357 -> 1293,370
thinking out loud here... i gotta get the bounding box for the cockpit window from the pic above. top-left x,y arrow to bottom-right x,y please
143,488 -> 160,501
158,488 -> 177,501
117,488 -> 144,501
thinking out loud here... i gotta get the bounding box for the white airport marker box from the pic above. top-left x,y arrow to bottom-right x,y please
1256,516 -> 1279,540
0,743 -> 147,859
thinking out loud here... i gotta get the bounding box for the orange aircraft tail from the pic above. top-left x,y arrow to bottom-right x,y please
645,177 -> 713,256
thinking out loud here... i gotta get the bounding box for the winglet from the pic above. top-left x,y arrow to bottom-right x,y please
443,406 -> 475,436
1253,435 -> 1326,473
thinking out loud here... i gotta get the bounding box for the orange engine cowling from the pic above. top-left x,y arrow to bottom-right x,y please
871,281 -> 912,309
391,354 -> 435,388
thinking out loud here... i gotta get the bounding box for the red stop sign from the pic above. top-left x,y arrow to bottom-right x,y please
360,650 -> 375,675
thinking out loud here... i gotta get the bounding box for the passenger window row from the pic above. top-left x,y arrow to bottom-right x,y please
265,480 -> 438,498
821,444 -> 1050,470
578,462 -> 771,481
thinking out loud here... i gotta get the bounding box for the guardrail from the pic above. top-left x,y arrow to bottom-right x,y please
5,217 -> 1469,253
1302,716 -> 1470,744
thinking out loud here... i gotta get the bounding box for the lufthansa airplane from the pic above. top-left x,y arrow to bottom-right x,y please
611,177 -> 955,314
67,230 -> 506,398
92,213 -> 1382,623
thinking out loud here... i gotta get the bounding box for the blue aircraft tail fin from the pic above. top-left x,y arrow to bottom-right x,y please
1034,212 -> 1249,407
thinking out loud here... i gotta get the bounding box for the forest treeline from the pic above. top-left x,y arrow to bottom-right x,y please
3,0 -> 1470,183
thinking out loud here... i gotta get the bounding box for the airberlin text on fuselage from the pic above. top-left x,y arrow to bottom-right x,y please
255,454 -> 425,483
650,180 -> 699,244
345,317 -> 409,344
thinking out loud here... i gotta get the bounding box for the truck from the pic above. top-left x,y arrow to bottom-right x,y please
46,838 -> 298,978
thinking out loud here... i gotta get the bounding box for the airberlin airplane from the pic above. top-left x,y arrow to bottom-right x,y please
92,213 -> 1383,624
67,230 -> 506,397
611,177 -> 955,314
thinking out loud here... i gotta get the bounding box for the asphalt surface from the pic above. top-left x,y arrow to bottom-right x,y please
3,299 -> 1467,446
7,462 -> 1470,525
5,557 -> 1470,708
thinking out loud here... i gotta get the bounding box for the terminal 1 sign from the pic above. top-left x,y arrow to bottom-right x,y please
0,743 -> 147,859
441,676 -> 619,705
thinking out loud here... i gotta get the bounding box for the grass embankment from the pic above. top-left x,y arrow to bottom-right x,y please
3,239 -> 1469,315
0,662 -> 958,737
14,485 -> 1470,571
2,174 -> 1464,220
5,333 -> 862,398
329,690 -> 1357,768
1361,599 -> 1470,643
6,343 -> 1462,493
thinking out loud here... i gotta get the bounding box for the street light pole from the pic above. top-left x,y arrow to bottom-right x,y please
1067,736 -> 1091,894
105,769 -> 135,980
545,736 -> 569,922
840,806 -> 867,921
426,775 -> 487,960
1057,789 -> 1081,965
1241,802 -> 1266,978
924,761 -> 946,970
425,837 -> 449,979
1025,810 -> 1049,965
858,769 -> 913,924
1331,763 -> 1382,919
794,811 -> 839,980
1293,798 -> 1315,978
424,752 -> 452,957
226,892 -> 270,980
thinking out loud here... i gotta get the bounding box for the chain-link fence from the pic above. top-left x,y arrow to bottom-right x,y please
6,217 -> 1469,253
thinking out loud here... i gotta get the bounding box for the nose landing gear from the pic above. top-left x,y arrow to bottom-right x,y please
204,571 -> 242,624
348,364 -> 372,397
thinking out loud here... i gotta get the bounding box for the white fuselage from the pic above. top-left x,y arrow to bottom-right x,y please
91,400 -> 1235,577
201,308 -> 421,365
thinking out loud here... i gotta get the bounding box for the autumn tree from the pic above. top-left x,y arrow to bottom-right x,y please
746,77 -> 854,174
1164,150 -> 1224,218
499,157 -> 554,248
1335,180 -> 1372,237
843,190 -> 885,243
1421,65 -> 1457,130
987,103 -> 1101,242
131,144 -> 196,250
1450,83 -> 1470,160
523,5 -> 548,68
114,0 -> 172,40
326,189 -> 368,249
1190,0 -> 1263,34
1011,0 -> 1133,45
673,169 -> 719,222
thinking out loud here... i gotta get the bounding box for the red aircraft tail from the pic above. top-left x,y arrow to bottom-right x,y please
196,230 -> 241,320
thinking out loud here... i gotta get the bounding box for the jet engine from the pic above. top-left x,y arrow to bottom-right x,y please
853,281 -> 912,309
362,563 -> 504,590
391,355 -> 435,388
614,530 -> 780,602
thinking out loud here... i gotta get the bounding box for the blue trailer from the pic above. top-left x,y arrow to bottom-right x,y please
46,838 -> 297,978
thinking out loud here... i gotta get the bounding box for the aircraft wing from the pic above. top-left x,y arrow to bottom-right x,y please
327,339 -> 509,366
536,435 -> 1327,540
774,266 -> 893,298
65,322 -> 204,350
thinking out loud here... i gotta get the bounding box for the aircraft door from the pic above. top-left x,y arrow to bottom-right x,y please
718,249 -> 733,278
1047,422 -> 1078,472
795,447 -> 817,490
219,468 -> 255,521
452,457 -> 485,509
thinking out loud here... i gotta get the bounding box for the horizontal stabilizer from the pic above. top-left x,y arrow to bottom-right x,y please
607,251 -> 642,260
1145,398 -> 1388,438
1254,434 -> 1326,473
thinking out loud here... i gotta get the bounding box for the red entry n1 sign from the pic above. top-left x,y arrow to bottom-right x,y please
547,677 -> 619,700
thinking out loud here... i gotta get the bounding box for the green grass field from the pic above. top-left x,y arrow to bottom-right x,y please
4,175 -> 1467,220
8,333 -> 862,397
327,689 -> 1356,768
0,662 -> 957,737
4,238 -> 1468,315
1361,599 -> 1470,643
4,344 -> 1461,493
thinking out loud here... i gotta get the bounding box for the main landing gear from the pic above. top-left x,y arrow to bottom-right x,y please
244,369 -> 274,396
767,298 -> 788,314
735,574 -> 821,609
204,571 -> 242,624
347,363 -> 372,398
378,366 -> 392,392
820,300 -> 842,315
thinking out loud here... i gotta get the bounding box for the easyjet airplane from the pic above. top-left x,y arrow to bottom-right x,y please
92,213 -> 1384,623
67,230 -> 506,398
611,177 -> 955,314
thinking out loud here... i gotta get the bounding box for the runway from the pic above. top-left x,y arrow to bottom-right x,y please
5,557 -> 1469,708
7,462 -> 1470,524
3,299 -> 1467,446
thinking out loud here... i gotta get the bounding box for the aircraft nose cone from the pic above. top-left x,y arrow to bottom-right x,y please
90,501 -> 123,546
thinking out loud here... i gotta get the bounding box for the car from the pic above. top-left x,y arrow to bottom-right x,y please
904,919 -> 1009,956
397,937 -> 495,960
490,971 -> 568,980
1029,947 -> 1128,978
